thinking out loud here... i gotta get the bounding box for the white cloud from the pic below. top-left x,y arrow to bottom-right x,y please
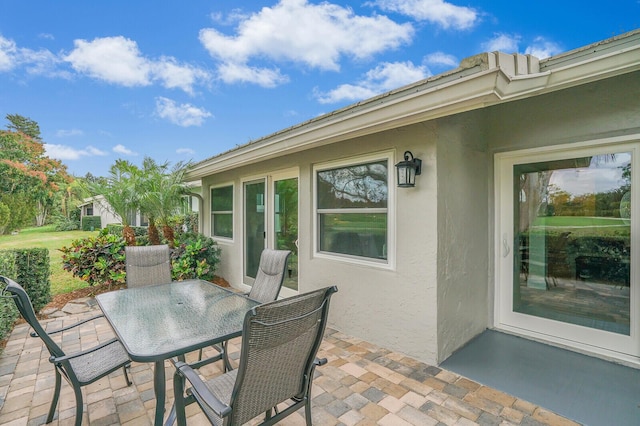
0,35 -> 63,76
56,129 -> 84,137
425,51 -> 458,68
217,62 -> 288,87
113,144 -> 137,155
482,33 -> 521,53
199,0 -> 414,86
176,148 -> 195,155
315,61 -> 429,104
64,36 -> 211,94
370,0 -> 478,30
155,97 -> 213,127
44,144 -> 108,160
0,36 -> 18,71
65,36 -> 151,86
482,33 -> 562,59
525,37 -> 563,59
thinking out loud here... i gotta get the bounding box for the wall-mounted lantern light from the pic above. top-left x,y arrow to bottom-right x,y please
395,151 -> 422,188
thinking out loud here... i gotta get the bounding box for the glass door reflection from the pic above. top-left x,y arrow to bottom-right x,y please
514,153 -> 631,335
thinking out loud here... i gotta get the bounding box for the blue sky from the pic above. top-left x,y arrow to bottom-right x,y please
1,0 -> 638,177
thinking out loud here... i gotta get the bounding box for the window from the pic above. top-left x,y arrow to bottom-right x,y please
316,155 -> 389,261
211,185 -> 233,239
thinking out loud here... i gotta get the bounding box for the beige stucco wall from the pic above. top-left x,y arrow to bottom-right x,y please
199,70 -> 640,366
436,113 -> 489,362
202,123 -> 440,363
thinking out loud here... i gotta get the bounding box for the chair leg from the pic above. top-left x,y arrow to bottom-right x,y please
123,364 -> 132,386
304,397 -> 312,426
173,369 -> 187,426
46,369 -> 62,423
221,341 -> 233,372
73,384 -> 84,426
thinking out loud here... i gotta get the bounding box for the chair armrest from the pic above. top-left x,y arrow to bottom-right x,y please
31,314 -> 105,337
49,338 -> 128,364
173,360 -> 232,418
314,357 -> 328,367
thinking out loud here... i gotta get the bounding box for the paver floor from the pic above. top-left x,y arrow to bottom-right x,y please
0,301 -> 580,426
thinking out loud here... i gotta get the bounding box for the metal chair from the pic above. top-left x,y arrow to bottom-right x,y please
198,249 -> 292,368
247,248 -> 292,303
0,276 -> 132,426
125,244 -> 172,288
172,286 -> 338,426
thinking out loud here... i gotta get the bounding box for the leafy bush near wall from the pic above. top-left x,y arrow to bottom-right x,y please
105,224 -> 148,238
60,233 -> 127,286
171,232 -> 221,281
81,216 -> 102,231
61,232 -> 221,286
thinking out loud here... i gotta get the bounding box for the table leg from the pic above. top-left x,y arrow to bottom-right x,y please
154,360 -> 166,426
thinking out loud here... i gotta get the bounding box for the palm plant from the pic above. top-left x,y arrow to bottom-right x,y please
136,158 -> 164,245
139,158 -> 191,247
87,160 -> 140,246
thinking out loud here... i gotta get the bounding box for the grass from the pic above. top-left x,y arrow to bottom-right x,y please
0,225 -> 98,296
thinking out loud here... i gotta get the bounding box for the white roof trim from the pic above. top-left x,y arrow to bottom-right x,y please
186,30 -> 640,180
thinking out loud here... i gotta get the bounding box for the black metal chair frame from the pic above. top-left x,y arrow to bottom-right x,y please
172,285 -> 337,426
0,276 -> 132,426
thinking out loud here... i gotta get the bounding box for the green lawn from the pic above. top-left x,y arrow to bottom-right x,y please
0,225 -> 98,295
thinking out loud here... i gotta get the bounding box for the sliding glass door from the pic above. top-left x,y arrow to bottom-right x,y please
243,170 -> 299,294
496,141 -> 639,361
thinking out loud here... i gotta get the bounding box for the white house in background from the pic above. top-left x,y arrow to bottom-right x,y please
78,195 -> 147,229
185,30 -> 640,367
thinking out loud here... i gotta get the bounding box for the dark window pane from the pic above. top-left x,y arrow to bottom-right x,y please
319,213 -> 387,259
211,186 -> 233,211
317,160 -> 388,209
213,213 -> 233,238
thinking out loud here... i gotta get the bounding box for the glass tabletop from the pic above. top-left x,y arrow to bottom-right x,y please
96,279 -> 260,362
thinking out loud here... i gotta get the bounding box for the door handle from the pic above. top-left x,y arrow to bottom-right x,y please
502,233 -> 511,258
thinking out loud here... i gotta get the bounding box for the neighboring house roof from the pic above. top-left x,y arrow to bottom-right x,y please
78,195 -> 106,208
185,29 -> 640,180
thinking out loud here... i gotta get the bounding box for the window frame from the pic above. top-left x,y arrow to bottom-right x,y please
210,183 -> 234,241
313,151 -> 395,269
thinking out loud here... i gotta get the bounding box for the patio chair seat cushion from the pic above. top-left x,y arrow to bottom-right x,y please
68,340 -> 130,384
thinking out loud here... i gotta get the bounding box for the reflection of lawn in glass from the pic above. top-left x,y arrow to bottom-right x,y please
533,216 -> 629,227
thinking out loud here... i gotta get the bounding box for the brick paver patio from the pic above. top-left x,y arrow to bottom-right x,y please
0,302 -> 580,425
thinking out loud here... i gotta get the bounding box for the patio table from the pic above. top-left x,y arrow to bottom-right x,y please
96,279 -> 259,426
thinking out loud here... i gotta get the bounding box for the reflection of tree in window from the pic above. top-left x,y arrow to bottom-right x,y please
317,161 -> 387,208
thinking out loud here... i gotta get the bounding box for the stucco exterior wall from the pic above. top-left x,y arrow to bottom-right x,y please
486,71 -> 640,154
436,113 -> 489,362
201,123 -> 440,363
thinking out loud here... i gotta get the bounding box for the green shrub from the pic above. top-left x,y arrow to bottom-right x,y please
53,214 -> 80,231
105,224 -> 148,238
171,233 -> 221,281
81,216 -> 102,231
0,201 -> 9,234
60,231 -> 220,286
14,248 -> 51,311
0,251 -> 18,345
60,234 -> 127,286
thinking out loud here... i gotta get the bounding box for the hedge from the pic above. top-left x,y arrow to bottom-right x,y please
81,216 -> 102,231
0,248 -> 51,346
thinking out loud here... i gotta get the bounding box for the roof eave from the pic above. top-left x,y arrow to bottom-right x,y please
185,40 -> 640,181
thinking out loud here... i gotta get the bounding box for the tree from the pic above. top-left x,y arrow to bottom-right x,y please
6,114 -> 42,140
0,114 -> 71,230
